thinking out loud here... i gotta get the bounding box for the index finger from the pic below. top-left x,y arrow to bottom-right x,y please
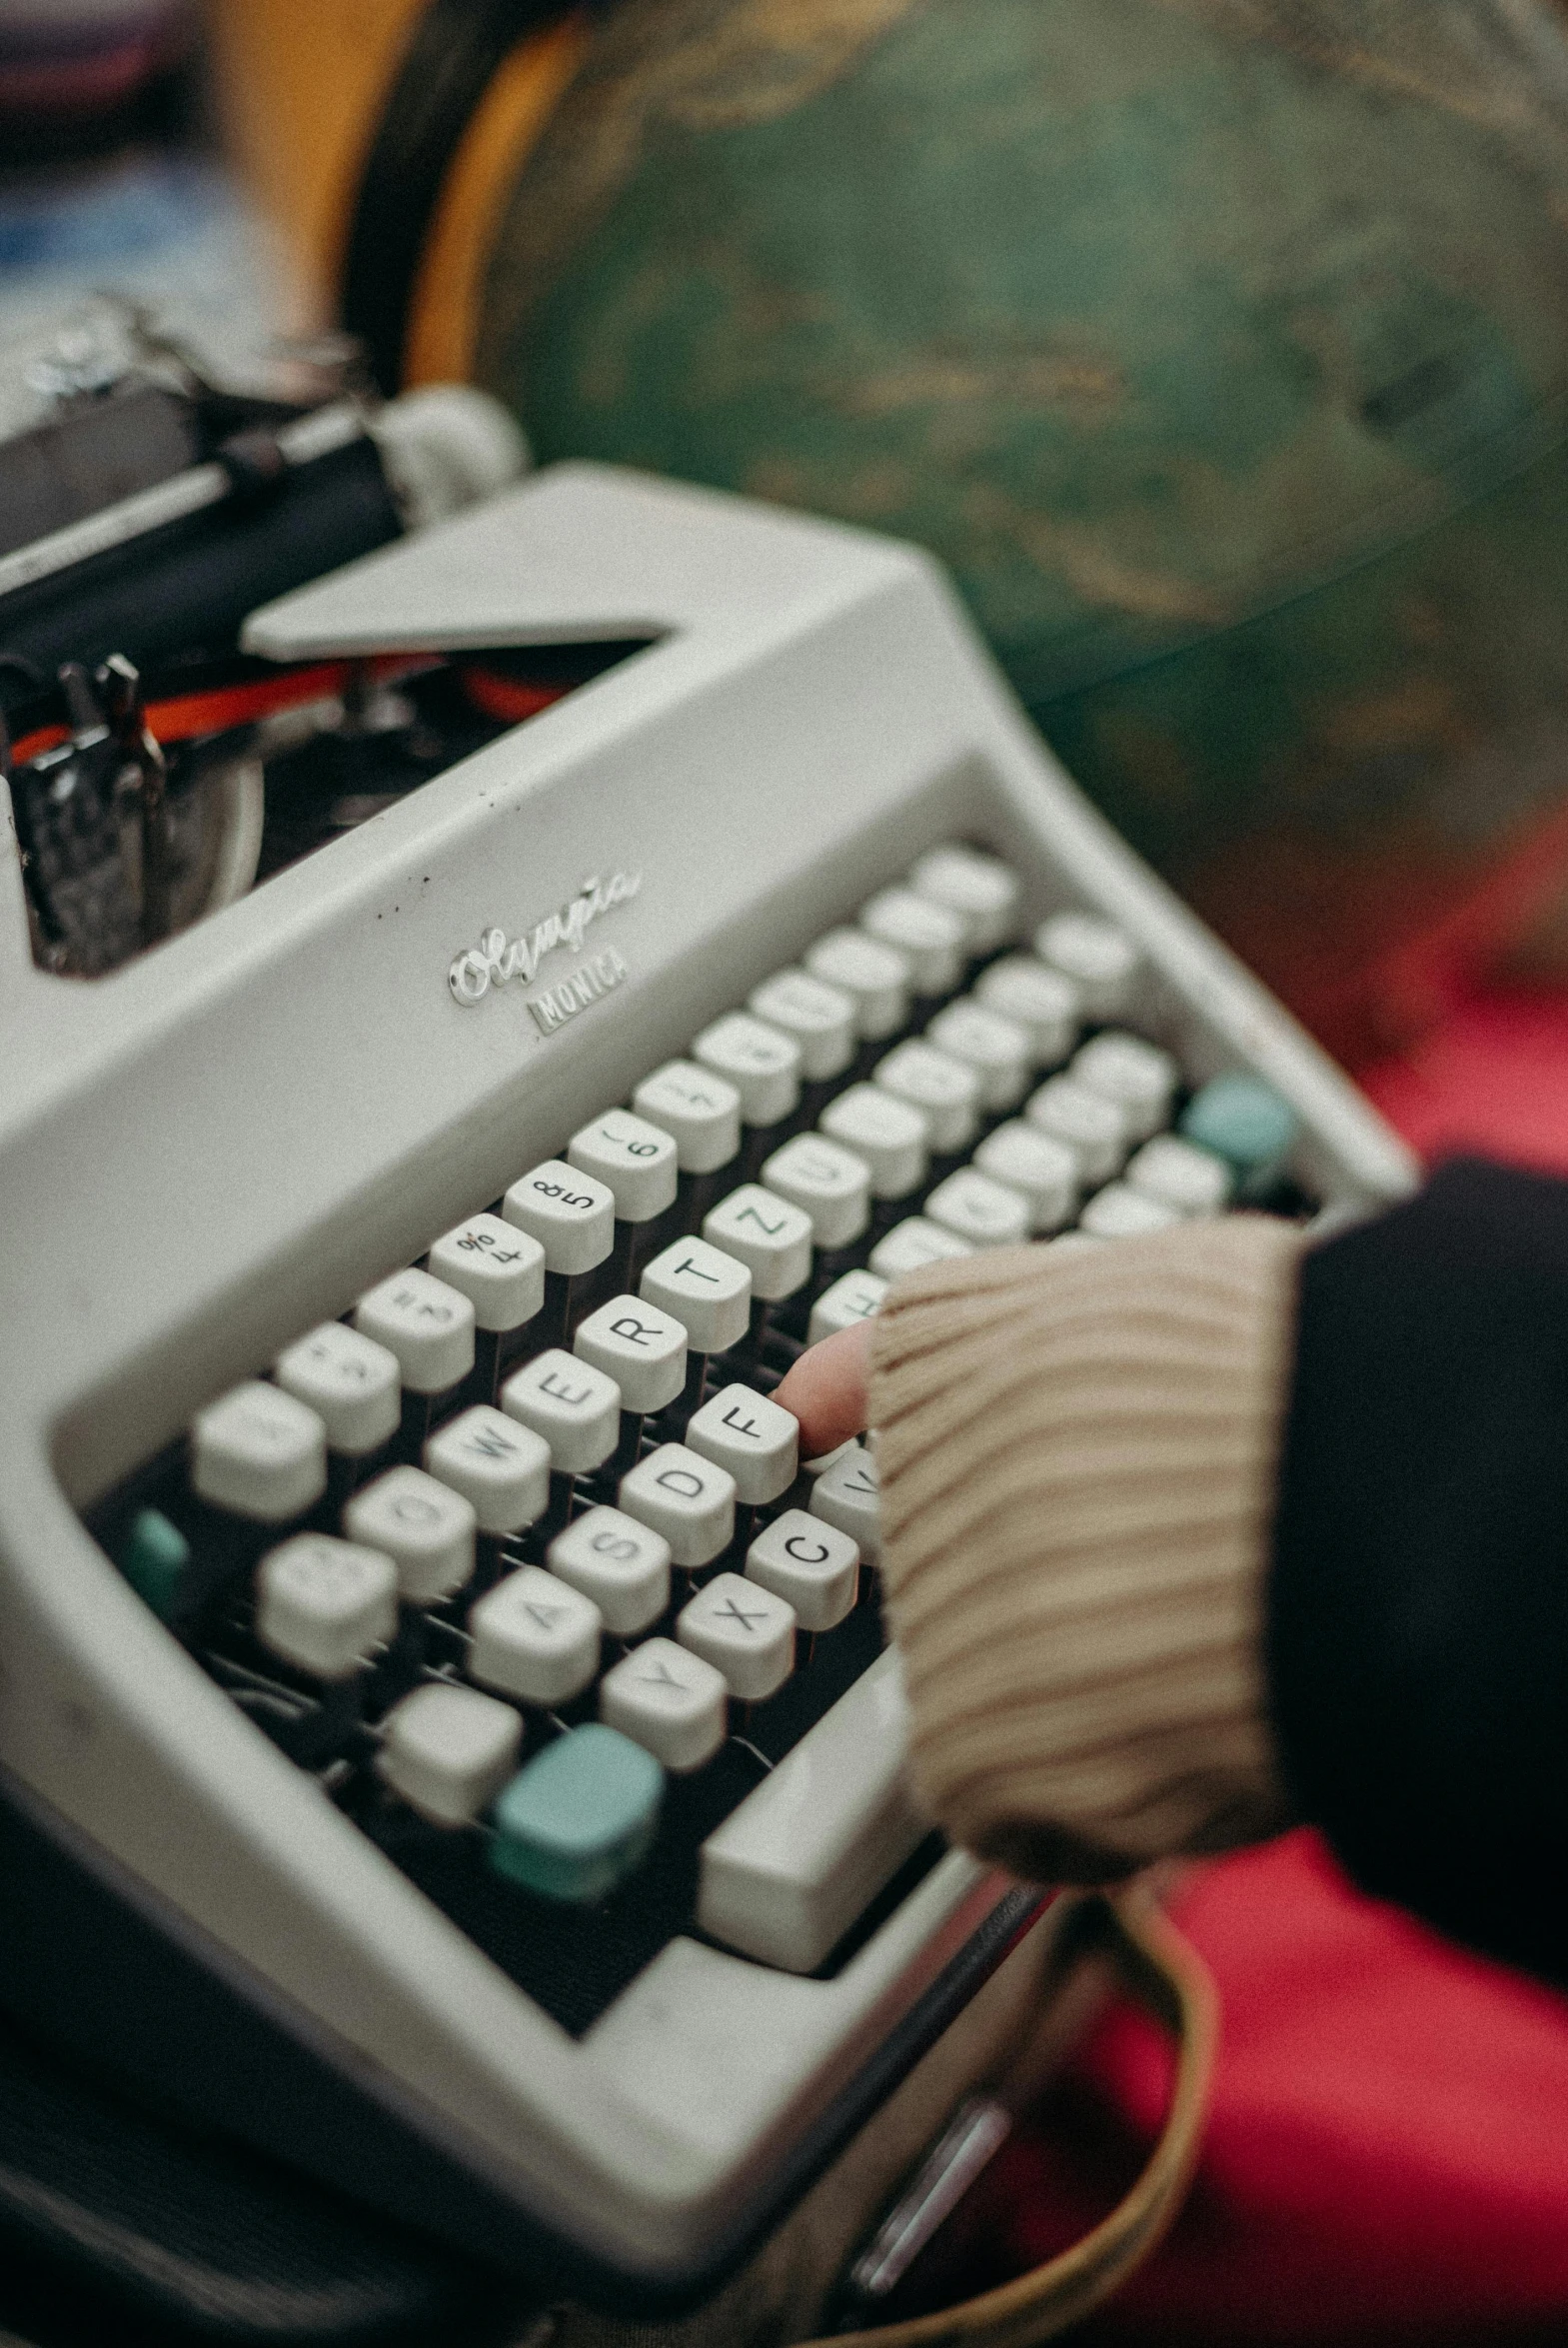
774,1320 -> 871,1459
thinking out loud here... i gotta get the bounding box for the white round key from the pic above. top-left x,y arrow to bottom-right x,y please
686,1381 -> 798,1504
760,1133 -> 869,1249
749,969 -> 856,1081
1125,1133 -> 1232,1217
640,1236 -> 752,1354
703,1184 -> 813,1301
469,1564 -> 601,1707
192,1382 -> 326,1521
1035,912 -> 1142,1023
867,1216 -> 976,1279
424,1404 -> 552,1535
747,1508 -> 859,1631
975,955 -> 1081,1065
1024,1075 -> 1129,1186
971,1120 -> 1079,1232
600,1636 -> 727,1773
428,1213 -> 547,1333
873,1040 -> 981,1153
803,929 -> 910,1040
378,1683 -> 521,1825
256,1533 -> 396,1680
693,1014 -> 800,1128
503,1160 -> 616,1275
633,1060 -> 742,1175
819,1084 -> 928,1199
1071,1032 -> 1178,1145
808,1268 -> 888,1345
858,887 -> 965,996
908,844 -> 1020,952
808,1442 -> 882,1563
923,1167 -> 1031,1249
547,1505 -> 671,1634
925,1000 -> 1031,1113
678,1571 -> 795,1702
619,1442 -> 736,1567
568,1111 -> 679,1224
501,1348 -> 621,1473
354,1267 -> 475,1394
574,1293 -> 688,1414
274,1323 -> 400,1458
344,1465 -> 475,1602
1077,1182 -> 1181,1240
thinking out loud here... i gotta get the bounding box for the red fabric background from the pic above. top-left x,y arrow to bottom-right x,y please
960,988 -> 1568,2344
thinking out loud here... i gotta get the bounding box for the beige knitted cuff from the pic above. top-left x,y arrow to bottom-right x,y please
868,1216 -> 1305,1885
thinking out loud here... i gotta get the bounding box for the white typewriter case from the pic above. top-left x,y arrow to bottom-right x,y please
0,466 -> 1418,2291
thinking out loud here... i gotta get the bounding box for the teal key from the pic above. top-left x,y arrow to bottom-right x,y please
117,1508 -> 191,1619
1180,1075 -> 1299,1196
491,1724 -> 664,1903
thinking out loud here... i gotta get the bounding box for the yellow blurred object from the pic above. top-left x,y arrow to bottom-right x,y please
208,0 -> 422,328
405,14 -> 588,383
207,0 -> 584,372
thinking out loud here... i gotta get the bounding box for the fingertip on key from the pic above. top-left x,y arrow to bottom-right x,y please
773,1320 -> 871,1459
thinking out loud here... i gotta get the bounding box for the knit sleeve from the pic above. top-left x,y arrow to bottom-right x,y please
1268,1157 -> 1568,1980
867,1215 -> 1304,1885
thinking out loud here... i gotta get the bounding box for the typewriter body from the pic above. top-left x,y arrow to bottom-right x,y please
0,462 -> 1417,2304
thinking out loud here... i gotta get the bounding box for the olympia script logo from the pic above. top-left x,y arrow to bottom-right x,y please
448,871 -> 643,1018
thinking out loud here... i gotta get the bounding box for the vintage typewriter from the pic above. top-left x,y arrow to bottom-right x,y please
0,421 -> 1417,2317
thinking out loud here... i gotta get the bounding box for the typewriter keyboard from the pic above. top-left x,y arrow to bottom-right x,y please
87,842 -> 1307,2036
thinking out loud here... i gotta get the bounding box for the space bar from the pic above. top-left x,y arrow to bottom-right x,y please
697,1647 -> 928,1973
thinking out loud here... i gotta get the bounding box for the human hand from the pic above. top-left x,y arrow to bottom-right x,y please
773,1321 -> 871,1458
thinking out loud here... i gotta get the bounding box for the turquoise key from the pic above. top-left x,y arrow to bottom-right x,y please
491,1724 -> 664,1902
117,1508 -> 191,1619
1179,1074 -> 1298,1195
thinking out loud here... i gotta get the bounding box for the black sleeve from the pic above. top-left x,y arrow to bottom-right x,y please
1267,1157 -> 1568,1981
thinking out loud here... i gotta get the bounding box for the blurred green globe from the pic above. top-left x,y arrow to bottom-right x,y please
478,0 -> 1568,1056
